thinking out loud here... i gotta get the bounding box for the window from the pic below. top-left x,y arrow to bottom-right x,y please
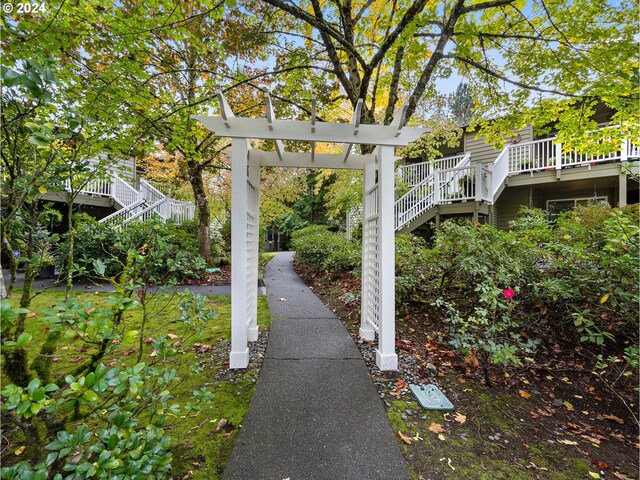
546,196 -> 608,219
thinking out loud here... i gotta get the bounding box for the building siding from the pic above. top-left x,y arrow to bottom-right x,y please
464,126 -> 534,165
495,182 -> 620,230
494,187 -> 532,230
88,154 -> 137,179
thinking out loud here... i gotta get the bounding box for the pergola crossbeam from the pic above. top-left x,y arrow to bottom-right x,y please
216,90 -> 235,128
341,98 -> 363,163
192,115 -> 425,145
265,93 -> 285,161
391,102 -> 409,137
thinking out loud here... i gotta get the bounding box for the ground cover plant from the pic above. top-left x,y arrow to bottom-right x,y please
293,204 -> 639,479
1,263 -> 270,480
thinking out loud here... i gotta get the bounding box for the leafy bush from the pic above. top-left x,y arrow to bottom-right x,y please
291,225 -> 360,272
295,206 -> 639,384
59,217 -> 206,283
1,290 -> 216,478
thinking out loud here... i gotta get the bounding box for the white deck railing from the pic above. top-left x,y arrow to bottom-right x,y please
140,178 -> 165,205
394,153 -> 470,230
508,133 -> 636,176
170,200 -> 195,223
100,199 -> 146,224
397,153 -> 468,187
111,174 -> 140,208
71,172 -> 197,227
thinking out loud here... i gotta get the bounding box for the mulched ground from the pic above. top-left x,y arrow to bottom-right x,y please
180,266 -> 231,286
294,261 -> 639,480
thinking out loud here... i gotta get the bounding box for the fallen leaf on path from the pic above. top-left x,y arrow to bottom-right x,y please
612,471 -> 634,480
397,431 -> 412,444
143,337 -> 154,344
14,446 -> 25,456
563,401 -> 575,411
591,460 -> 609,469
149,349 -> 158,357
412,432 -> 423,441
439,458 -> 455,471
518,390 -> 531,399
167,333 -> 178,339
588,472 -> 601,479
602,414 -> 624,424
557,439 -> 578,445
526,462 -> 549,471
438,434 -> 446,441
428,422 -> 444,434
453,412 -> 466,424
537,408 -> 555,417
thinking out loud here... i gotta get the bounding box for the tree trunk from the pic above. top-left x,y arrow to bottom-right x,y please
187,161 -> 211,264
5,205 -> 38,386
1,224 -> 19,297
0,263 -> 6,299
65,199 -> 75,300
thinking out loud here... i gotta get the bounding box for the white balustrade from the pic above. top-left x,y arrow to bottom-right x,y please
112,174 -> 140,208
508,138 -> 555,173
394,153 -> 470,231
140,178 -> 166,205
436,165 -> 476,203
397,153 -> 467,187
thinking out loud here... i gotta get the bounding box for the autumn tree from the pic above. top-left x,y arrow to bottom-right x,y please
256,0 -> 637,143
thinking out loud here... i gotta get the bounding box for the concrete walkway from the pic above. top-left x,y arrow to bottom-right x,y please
222,252 -> 410,480
2,272 -> 249,296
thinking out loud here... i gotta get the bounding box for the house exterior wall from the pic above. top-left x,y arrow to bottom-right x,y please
493,187 -> 532,230
87,154 -> 137,179
494,181 -> 620,230
463,125 -> 534,165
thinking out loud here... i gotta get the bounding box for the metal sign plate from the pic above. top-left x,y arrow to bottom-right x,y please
409,384 -> 455,410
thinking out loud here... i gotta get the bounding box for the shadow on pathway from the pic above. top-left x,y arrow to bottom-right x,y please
222,251 -> 410,480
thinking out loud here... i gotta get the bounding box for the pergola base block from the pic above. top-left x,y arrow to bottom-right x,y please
248,326 -> 259,342
359,327 -> 375,341
376,350 -> 398,371
230,349 -> 250,369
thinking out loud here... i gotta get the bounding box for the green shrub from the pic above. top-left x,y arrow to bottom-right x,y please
1,291 -> 216,479
59,218 -> 207,283
291,225 -> 360,272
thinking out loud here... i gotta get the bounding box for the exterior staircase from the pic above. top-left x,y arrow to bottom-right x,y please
390,130 -> 638,234
71,172 -> 194,227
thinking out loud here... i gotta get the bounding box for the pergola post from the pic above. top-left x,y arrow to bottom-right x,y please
376,145 -> 398,370
230,137 -> 250,368
247,156 -> 261,341
359,158 -> 377,341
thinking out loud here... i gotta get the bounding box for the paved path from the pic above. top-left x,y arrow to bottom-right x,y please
222,252 -> 410,480
2,273 -> 250,296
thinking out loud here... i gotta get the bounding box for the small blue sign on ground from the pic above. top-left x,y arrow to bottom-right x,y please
409,384 -> 455,410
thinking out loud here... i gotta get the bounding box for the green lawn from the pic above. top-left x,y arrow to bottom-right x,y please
2,289 -> 271,479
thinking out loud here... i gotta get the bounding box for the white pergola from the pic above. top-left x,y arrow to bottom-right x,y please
193,92 -> 426,371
